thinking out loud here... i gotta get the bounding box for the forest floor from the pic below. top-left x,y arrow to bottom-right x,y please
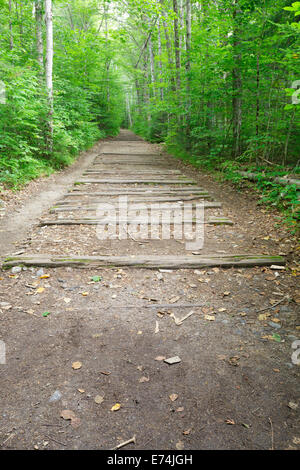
0,131 -> 299,450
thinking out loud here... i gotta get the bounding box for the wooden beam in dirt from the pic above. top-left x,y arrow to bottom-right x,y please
67,188 -> 206,194
75,179 -> 197,185
39,216 -> 231,226
84,170 -> 182,175
58,196 -> 212,205
2,254 -> 285,269
49,201 -> 222,212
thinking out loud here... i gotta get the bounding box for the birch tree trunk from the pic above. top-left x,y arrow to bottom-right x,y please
148,20 -> 156,98
157,16 -> 164,101
186,0 -> 192,120
35,0 -> 44,73
232,2 -> 242,158
45,0 -> 53,153
9,0 -> 14,50
173,0 -> 181,91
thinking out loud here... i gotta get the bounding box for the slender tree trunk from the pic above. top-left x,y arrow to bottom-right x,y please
173,0 -> 181,91
148,20 -> 156,98
35,1 -> 44,73
45,0 -> 54,153
162,18 -> 175,91
232,2 -> 242,158
9,0 -> 14,50
157,16 -> 164,101
186,0 -> 192,124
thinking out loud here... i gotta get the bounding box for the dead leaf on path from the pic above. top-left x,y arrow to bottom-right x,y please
223,291 -> 231,297
111,403 -> 121,412
169,296 -> 181,304
137,330 -> 143,335
61,409 -> 76,421
72,361 -> 82,370
95,395 -> 104,404
155,356 -> 166,361
176,407 -> 184,412
139,376 -> 150,383
228,356 -> 240,367
258,313 -> 269,321
225,419 -> 235,425
169,394 -> 178,402
217,355 -> 226,361
288,401 -> 298,410
218,308 -> 227,312
63,298 -> 71,304
61,409 -> 80,428
78,389 -> 85,394
183,429 -> 191,435
176,441 -> 184,450
100,371 -> 111,376
40,274 -> 50,279
292,437 -> 300,445
205,314 -> 215,321
81,292 -> 89,297
36,287 -> 45,294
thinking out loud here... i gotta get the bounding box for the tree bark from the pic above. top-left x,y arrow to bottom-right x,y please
173,0 -> 181,91
35,1 -> 44,72
232,2 -> 242,158
45,0 -> 54,153
9,0 -> 14,50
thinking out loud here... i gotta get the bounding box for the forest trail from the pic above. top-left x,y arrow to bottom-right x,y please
0,132 -> 299,450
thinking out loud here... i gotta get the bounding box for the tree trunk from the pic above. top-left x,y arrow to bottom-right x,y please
148,19 -> 156,98
232,2 -> 242,158
173,0 -> 181,91
45,0 -> 54,154
35,0 -> 44,72
9,0 -> 14,50
186,0 -> 192,123
157,16 -> 164,101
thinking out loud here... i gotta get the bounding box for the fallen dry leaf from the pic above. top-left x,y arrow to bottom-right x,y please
205,314 -> 215,321
169,393 -> 178,402
139,376 -> 150,383
72,361 -> 82,370
40,274 -> 50,279
176,441 -> 184,450
111,403 -> 121,412
95,395 -> 104,404
36,287 -> 45,294
225,419 -> 235,425
155,356 -> 166,361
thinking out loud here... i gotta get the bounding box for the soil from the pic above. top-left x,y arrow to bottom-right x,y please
0,131 -> 299,450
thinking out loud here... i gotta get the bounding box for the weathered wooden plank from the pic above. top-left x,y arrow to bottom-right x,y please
75,179 -> 197,185
50,201 -> 222,212
39,215 -> 231,226
68,188 -> 206,194
2,254 -> 285,269
58,196 -> 212,206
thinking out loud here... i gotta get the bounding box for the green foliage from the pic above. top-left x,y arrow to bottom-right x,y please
0,0 -> 125,189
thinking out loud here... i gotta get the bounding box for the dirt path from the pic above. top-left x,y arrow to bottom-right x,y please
0,131 -> 299,450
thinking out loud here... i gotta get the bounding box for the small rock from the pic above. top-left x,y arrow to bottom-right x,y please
11,266 -> 22,274
36,268 -> 44,277
164,356 -> 181,365
268,321 -> 281,329
49,391 -> 62,403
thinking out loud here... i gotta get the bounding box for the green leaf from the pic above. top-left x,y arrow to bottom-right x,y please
91,276 -> 102,282
42,311 -> 51,317
272,333 -> 281,343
